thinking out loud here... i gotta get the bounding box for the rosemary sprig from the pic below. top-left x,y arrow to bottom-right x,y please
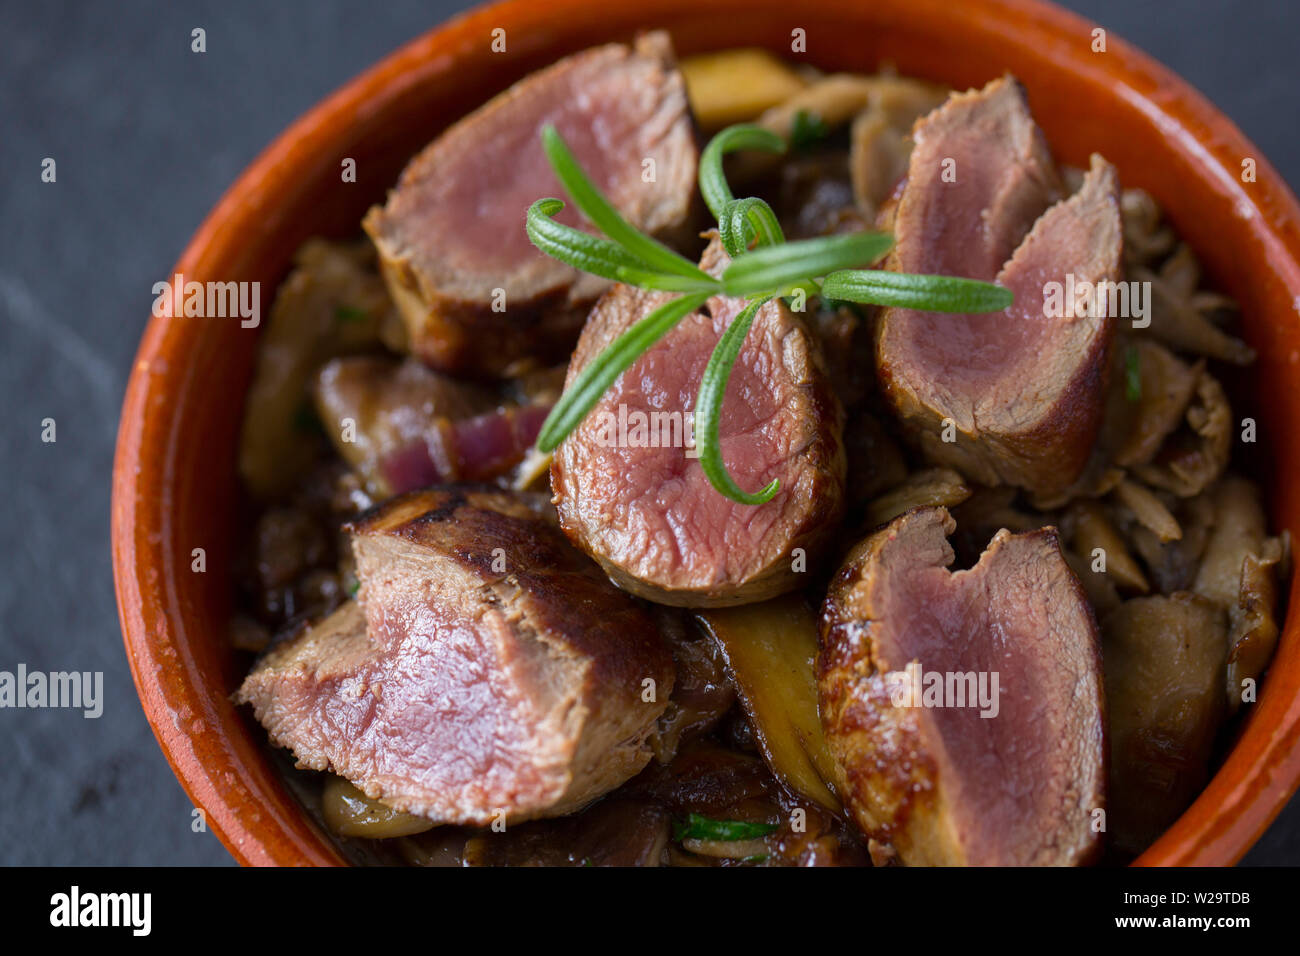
525,122 -> 1014,505
698,124 -> 786,256
720,232 -> 895,298
538,125 -> 711,283
820,270 -> 1015,313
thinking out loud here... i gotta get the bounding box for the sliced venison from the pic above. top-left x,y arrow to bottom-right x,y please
818,506 -> 1106,865
364,32 -> 698,377
551,239 -> 845,607
882,76 -> 1062,277
237,487 -> 674,826
876,76 -> 1122,500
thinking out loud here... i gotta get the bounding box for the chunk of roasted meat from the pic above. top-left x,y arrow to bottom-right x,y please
551,238 -> 846,606
312,356 -> 550,496
364,32 -> 699,377
237,487 -> 674,826
818,506 -> 1106,865
876,76 -> 1121,500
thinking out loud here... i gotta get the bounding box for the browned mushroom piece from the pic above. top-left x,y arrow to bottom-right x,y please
1101,593 -> 1227,854
1130,369 -> 1232,498
1112,340 -> 1202,469
238,240 -> 404,500
1192,477 -> 1288,711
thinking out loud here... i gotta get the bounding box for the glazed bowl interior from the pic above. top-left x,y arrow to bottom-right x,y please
113,0 -> 1300,865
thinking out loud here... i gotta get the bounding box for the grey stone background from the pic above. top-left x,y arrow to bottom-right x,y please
0,0 -> 1296,865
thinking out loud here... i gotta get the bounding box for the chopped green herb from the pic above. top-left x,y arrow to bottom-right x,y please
334,304 -> 368,323
348,579 -> 360,597
790,109 -> 830,151
1125,345 -> 1142,402
673,813 -> 779,842
524,124 -> 1012,504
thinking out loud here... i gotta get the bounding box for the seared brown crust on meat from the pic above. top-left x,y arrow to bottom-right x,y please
551,240 -> 845,606
237,487 -> 674,825
363,32 -> 698,377
818,507 -> 1106,865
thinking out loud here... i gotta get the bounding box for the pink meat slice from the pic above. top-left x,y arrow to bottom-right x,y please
236,488 -> 674,825
818,506 -> 1106,866
551,239 -> 845,607
364,32 -> 698,377
876,76 -> 1121,499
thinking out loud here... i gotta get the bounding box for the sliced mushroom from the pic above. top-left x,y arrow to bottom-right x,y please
758,74 -> 881,139
1226,539 -> 1286,714
1113,341 -> 1201,468
1131,369 -> 1233,498
1128,489 -> 1215,594
1159,242 -> 1201,297
1191,477 -> 1288,711
238,240 -> 401,500
698,596 -> 842,813
848,79 -> 949,218
321,776 -> 435,839
1061,498 -> 1149,594
1062,546 -> 1122,616
1121,188 -> 1176,268
651,609 -> 735,763
863,467 -> 971,530
1112,478 -> 1182,543
1134,265 -> 1255,365
1102,593 -> 1227,855
680,48 -> 808,129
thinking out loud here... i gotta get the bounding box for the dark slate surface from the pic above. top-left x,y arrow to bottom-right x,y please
0,0 -> 1295,866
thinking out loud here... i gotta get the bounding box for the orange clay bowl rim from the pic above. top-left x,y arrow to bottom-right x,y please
113,0 -> 1300,866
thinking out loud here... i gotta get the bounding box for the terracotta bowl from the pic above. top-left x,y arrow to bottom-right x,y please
113,0 -> 1300,866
